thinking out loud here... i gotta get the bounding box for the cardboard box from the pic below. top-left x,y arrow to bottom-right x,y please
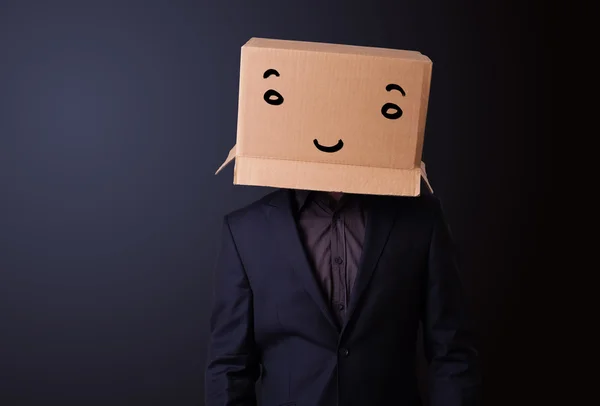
216,37 -> 434,196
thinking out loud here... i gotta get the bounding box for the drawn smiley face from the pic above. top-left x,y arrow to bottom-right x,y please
262,68 -> 406,154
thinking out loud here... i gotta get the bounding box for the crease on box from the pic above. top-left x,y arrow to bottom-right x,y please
215,145 -> 434,194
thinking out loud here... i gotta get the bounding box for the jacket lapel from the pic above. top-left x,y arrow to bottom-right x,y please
342,195 -> 398,336
263,190 -> 339,331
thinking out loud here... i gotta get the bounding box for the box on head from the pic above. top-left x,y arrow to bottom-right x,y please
216,37 -> 434,196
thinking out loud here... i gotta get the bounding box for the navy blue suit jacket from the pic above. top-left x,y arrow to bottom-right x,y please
205,188 -> 481,406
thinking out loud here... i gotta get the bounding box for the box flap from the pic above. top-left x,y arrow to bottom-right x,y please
232,156 -> 422,196
420,161 -> 433,193
215,145 -> 237,174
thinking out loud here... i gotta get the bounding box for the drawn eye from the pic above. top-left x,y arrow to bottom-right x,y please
381,102 -> 402,119
264,89 -> 284,106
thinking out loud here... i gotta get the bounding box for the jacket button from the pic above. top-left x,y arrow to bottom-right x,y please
339,348 -> 349,357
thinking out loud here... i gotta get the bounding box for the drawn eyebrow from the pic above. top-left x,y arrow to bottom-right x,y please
386,83 -> 406,96
263,69 -> 280,78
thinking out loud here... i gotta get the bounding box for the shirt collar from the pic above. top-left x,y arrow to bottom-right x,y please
293,189 -> 313,213
293,189 -> 366,213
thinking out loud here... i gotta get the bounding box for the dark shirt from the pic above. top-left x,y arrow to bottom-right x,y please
293,190 -> 367,328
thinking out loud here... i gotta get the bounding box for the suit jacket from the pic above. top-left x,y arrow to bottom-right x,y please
205,188 -> 481,406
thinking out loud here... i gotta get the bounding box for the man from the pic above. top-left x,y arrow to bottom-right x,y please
204,181 -> 481,405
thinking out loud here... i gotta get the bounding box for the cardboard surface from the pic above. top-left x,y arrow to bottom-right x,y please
216,37 -> 434,196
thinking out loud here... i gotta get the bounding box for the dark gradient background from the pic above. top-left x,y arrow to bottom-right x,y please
0,1 -> 546,405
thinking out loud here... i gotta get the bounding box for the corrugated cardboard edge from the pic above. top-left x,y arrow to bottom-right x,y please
244,37 -> 431,62
413,61 -> 433,167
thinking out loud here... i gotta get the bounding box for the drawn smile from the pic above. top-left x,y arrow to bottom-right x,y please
313,139 -> 344,153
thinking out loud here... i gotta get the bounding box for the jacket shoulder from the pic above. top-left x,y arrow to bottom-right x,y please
222,189 -> 285,226
385,189 -> 444,215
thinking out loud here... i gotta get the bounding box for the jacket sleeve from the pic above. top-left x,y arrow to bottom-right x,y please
422,198 -> 482,406
205,216 -> 260,406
